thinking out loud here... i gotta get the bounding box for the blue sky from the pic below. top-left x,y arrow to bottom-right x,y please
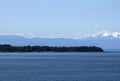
0,0 -> 120,38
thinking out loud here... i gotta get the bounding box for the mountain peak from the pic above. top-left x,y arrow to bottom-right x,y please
88,31 -> 120,39
102,32 -> 120,38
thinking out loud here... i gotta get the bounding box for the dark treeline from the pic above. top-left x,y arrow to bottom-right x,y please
0,44 -> 104,52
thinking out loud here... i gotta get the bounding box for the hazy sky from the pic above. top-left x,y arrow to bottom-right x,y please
0,0 -> 120,37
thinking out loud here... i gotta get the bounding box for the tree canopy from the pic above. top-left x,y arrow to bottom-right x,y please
0,44 -> 104,52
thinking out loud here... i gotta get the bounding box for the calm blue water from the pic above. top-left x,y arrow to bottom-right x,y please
0,52 -> 120,81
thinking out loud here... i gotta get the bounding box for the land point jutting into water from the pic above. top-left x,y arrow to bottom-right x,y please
0,44 -> 104,52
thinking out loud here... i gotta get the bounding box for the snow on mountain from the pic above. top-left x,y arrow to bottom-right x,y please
101,32 -> 120,38
83,31 -> 120,39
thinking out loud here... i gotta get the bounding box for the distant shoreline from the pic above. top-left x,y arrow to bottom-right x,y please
0,44 -> 104,52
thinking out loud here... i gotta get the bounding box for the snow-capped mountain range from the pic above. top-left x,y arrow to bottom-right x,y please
0,31 -> 120,51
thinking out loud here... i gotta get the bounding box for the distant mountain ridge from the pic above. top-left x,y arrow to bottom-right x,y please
0,35 -> 120,50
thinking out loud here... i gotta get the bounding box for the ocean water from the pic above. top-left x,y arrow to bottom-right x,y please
0,52 -> 120,81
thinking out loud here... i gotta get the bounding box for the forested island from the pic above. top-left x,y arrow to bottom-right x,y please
0,44 -> 104,52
